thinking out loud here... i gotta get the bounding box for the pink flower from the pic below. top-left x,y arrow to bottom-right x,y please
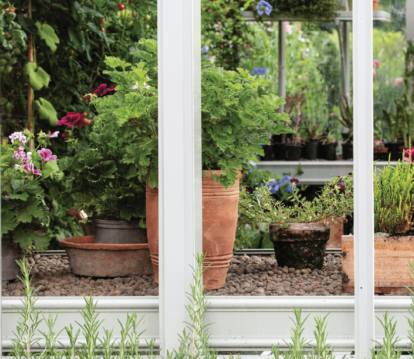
18,146 -> 25,151
37,148 -> 57,162
21,152 -> 32,164
49,131 -> 60,138
373,60 -> 380,68
9,132 -> 27,145
23,161 -> 42,176
13,150 -> 26,159
394,78 -> 404,88
298,283 -> 303,286
6,195 -> 10,200
404,149 -> 414,163
58,112 -> 87,128
62,133 -> 69,138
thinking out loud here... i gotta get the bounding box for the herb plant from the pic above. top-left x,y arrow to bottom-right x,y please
333,95 -> 353,140
92,39 -> 291,189
374,160 -> 414,235
1,130 -> 62,252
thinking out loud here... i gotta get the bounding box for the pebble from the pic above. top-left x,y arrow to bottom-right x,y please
2,253 -> 360,297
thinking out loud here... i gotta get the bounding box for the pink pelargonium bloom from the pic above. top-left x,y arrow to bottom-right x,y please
49,131 -> 60,138
37,148 -> 57,162
9,132 -> 27,145
84,84 -> 116,102
18,146 -> 25,151
373,60 -> 380,68
62,133 -> 69,138
24,161 -> 42,176
404,149 -> 414,163
13,150 -> 26,159
5,195 -> 10,200
21,152 -> 32,164
58,112 -> 87,128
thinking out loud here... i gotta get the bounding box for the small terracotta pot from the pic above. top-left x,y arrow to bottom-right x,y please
373,0 -> 379,11
146,170 -> 241,290
269,222 -> 330,270
59,236 -> 153,277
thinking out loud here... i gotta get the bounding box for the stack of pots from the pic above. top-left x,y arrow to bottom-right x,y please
146,170 -> 241,290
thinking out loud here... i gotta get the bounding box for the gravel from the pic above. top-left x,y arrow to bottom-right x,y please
2,253 -> 351,297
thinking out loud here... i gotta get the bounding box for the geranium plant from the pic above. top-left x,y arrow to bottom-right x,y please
1,130 -> 62,252
92,39 -> 291,190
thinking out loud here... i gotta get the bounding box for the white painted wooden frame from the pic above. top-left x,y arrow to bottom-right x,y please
2,0 -> 379,356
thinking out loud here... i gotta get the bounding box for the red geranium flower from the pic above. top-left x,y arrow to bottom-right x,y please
118,3 -> 125,10
58,112 -> 87,128
84,84 -> 116,102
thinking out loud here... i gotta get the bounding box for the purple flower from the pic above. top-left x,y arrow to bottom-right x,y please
37,148 -> 57,162
20,152 -> 32,164
256,0 -> 272,16
202,45 -> 210,53
9,132 -> 27,145
23,161 -> 42,176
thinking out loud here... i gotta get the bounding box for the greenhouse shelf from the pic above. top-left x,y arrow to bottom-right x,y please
242,10 -> 391,22
257,161 -> 397,185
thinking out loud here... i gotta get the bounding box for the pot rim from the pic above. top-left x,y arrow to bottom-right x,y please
60,236 -> 149,250
92,219 -> 146,229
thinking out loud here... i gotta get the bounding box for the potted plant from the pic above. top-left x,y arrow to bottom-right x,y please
284,92 -> 305,161
1,130 -> 62,280
93,39 -> 292,289
59,104 -> 147,245
333,95 -> 353,160
301,117 -> 323,160
319,130 -> 338,161
373,139 -> 389,161
239,175 -> 353,269
342,159 -> 414,294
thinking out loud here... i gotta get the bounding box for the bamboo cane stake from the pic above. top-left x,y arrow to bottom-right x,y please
27,0 -> 34,150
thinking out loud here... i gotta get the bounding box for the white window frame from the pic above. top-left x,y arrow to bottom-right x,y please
1,1 -> 399,358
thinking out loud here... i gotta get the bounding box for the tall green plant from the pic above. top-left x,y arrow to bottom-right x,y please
374,160 -> 414,235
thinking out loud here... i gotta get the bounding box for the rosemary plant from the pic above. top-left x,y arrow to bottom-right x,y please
371,312 -> 402,359
374,160 -> 414,234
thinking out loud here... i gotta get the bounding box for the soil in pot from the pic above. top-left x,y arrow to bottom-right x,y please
260,144 -> 274,161
2,237 -> 23,281
342,142 -> 353,160
302,140 -> 319,160
319,143 -> 337,161
273,143 -> 286,160
146,170 -> 241,290
285,143 -> 303,161
269,223 -> 330,270
92,219 -> 148,244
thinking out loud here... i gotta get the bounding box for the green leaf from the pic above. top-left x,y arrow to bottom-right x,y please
34,98 -> 58,125
8,192 -> 29,201
35,22 -> 59,52
42,160 -> 60,178
1,209 -> 17,236
15,197 -> 45,223
8,28 -> 27,47
14,227 -> 50,251
73,1 -> 104,17
23,62 -> 50,90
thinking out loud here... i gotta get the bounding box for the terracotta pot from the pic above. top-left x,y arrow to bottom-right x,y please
373,0 -> 379,11
269,222 -> 330,270
146,170 -> 241,290
374,147 -> 389,153
325,217 -> 344,249
59,236 -> 153,277
2,237 -> 23,281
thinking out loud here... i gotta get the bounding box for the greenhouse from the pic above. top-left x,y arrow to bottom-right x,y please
1,0 -> 413,357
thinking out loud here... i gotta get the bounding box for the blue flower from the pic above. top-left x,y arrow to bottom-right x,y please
267,180 -> 280,194
253,67 -> 268,77
279,175 -> 296,193
204,54 -> 210,59
248,159 -> 258,174
256,0 -> 273,16
202,45 -> 210,53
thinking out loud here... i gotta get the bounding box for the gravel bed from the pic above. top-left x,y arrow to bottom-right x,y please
2,253 -> 351,297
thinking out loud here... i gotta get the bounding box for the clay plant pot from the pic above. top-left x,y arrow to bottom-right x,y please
373,0 -> 379,11
319,143 -> 337,161
2,237 -> 23,281
92,219 -> 148,244
269,222 -> 331,270
146,170 -> 241,290
59,235 -> 153,277
273,143 -> 286,160
341,142 -> 353,160
285,144 -> 303,161
302,140 -> 319,160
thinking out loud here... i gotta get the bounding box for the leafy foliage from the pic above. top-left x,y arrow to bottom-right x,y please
374,160 -> 414,235
1,131 -> 62,252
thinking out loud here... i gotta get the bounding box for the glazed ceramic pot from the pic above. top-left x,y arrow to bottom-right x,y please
269,222 -> 330,270
92,219 -> 147,244
146,170 -> 241,290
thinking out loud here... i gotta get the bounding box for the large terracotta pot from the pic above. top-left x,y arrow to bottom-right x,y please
146,170 -> 241,290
